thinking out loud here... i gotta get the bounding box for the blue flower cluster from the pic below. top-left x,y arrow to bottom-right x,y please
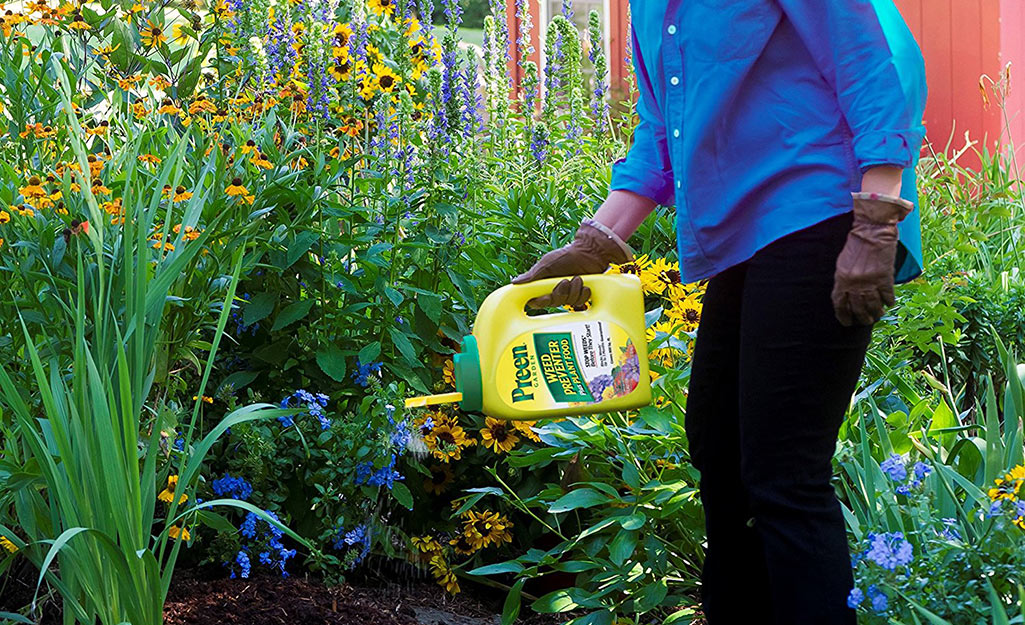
848,584 -> 888,613
355,454 -> 404,490
236,510 -> 296,578
861,531 -> 914,571
940,517 -> 962,541
880,454 -> 932,495
211,473 -> 254,501
352,359 -> 383,387
332,523 -> 371,568
278,389 -> 330,429
231,550 -> 251,579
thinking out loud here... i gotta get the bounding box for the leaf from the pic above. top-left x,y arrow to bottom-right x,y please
358,342 -> 381,365
316,344 -> 347,382
532,590 -> 579,614
390,482 -> 413,510
243,292 -> 277,327
271,299 -> 315,331
383,286 -> 404,307
548,488 -> 609,514
502,578 -> 525,625
619,512 -> 646,530
388,328 -> 418,366
417,292 -> 442,323
635,579 -> 668,612
468,561 -> 524,576
608,529 -> 636,566
285,231 -> 320,269
663,608 -> 697,625
196,511 -> 236,534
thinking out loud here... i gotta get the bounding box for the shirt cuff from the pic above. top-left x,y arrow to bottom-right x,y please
610,158 -> 675,206
852,129 -> 922,172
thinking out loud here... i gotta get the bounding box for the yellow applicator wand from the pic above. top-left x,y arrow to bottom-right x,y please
404,392 -> 463,409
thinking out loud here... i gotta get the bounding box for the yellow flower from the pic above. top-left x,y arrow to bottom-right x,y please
423,417 -> 475,463
479,417 -> 519,454
250,151 -> 273,169
138,153 -> 161,165
149,75 -> 171,90
367,0 -> 396,17
172,186 -> 193,203
225,178 -> 248,197
664,293 -> 703,333
171,23 -> 190,44
168,525 -> 191,541
461,510 -> 513,550
156,98 -> 181,115
429,555 -> 460,594
442,359 -> 456,387
449,533 -> 478,556
609,255 -> 659,293
19,175 -> 46,198
371,63 -> 400,93
68,11 -> 89,29
411,535 -> 444,554
646,258 -> 684,296
0,211 -> 9,225
0,535 -> 17,553
192,394 -> 213,404
140,20 -> 167,48
240,139 -> 257,155
158,475 -> 188,505
511,420 -> 541,442
424,464 -> 454,495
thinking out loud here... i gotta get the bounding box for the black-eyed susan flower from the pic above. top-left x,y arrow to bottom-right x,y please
149,75 -> 171,90
371,63 -> 400,93
90,178 -> 110,195
479,417 -> 519,454
140,20 -> 166,48
449,533 -> 478,556
0,210 -> 9,224
225,178 -> 248,197
424,464 -> 454,495
462,510 -> 513,550
188,96 -> 216,114
168,525 -> 191,541
12,204 -> 35,218
609,254 -> 659,294
410,535 -> 443,555
339,115 -> 363,137
423,417 -> 475,463
0,534 -> 17,553
429,555 -> 460,594
665,293 -> 703,333
172,186 -> 193,203
19,175 -> 46,199
442,359 -> 456,387
138,153 -> 161,165
158,475 -> 188,504
240,139 -> 256,155
123,2 -> 144,20
156,98 -> 181,115
511,420 -> 541,443
67,11 -> 89,29
250,151 -> 273,169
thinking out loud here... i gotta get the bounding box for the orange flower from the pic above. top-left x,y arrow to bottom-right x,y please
116,74 -> 142,90
149,75 -> 171,90
168,525 -> 191,541
156,98 -> 181,115
250,152 -> 273,169
138,153 -> 161,165
19,176 -> 46,199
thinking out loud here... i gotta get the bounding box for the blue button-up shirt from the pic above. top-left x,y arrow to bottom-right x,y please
611,0 -> 927,283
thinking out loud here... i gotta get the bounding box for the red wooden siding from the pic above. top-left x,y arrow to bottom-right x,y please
507,0 -> 1025,172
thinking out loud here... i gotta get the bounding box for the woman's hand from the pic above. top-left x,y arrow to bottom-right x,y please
512,190 -> 655,308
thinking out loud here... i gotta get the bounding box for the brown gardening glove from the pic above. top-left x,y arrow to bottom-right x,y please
832,192 -> 914,327
512,219 -> 634,309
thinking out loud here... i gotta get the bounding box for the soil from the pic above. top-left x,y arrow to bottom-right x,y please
1,563 -> 570,625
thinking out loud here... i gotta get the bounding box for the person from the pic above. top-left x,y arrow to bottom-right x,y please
511,2 -> 927,623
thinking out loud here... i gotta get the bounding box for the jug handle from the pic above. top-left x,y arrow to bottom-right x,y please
510,274 -> 605,312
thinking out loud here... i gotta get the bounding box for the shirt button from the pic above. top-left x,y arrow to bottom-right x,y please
667,25 -> 677,35
673,129 -> 680,138
676,180 -> 682,189
670,76 -> 680,86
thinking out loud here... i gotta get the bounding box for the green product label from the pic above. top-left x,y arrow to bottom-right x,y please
533,332 -> 593,403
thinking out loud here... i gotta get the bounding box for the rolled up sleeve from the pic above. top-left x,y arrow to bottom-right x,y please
610,27 -> 675,205
777,0 -> 927,172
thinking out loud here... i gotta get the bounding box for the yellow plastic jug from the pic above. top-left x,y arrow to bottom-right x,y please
406,274 -> 652,420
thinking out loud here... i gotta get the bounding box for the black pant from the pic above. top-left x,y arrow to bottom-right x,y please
685,212 -> 872,625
